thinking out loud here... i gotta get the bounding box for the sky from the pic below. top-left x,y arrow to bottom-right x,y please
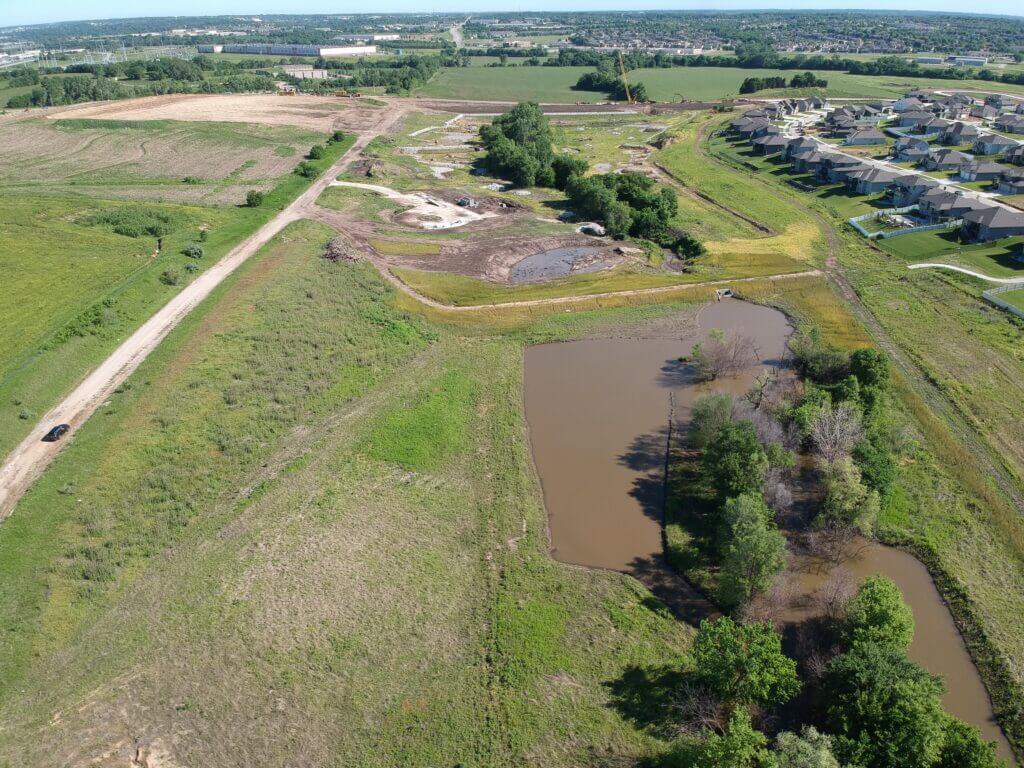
1,0 -> 1023,28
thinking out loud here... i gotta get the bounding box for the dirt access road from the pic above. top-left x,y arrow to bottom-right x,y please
0,106 -> 408,521
0,101 -> 817,521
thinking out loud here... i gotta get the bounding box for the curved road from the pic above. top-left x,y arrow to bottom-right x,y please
908,262 -> 1024,284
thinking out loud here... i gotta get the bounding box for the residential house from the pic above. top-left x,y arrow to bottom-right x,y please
940,122 -> 981,146
893,137 -> 930,163
922,148 -> 970,172
736,119 -> 772,139
845,128 -> 887,146
994,114 -> 1024,135
807,96 -> 828,110
918,189 -> 991,222
918,117 -> 951,136
751,134 -> 790,155
969,104 -> 998,120
1006,145 -> 1024,166
784,137 -> 817,159
973,134 -> 1018,156
893,96 -> 925,113
899,110 -> 936,129
888,174 -> 941,206
731,117 -> 768,137
819,155 -> 868,183
996,168 -> 1024,195
847,167 -> 903,195
960,160 -> 1009,182
791,149 -> 825,174
961,206 -> 1024,242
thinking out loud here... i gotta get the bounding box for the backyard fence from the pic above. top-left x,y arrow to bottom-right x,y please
983,283 -> 1024,321
848,205 -> 961,239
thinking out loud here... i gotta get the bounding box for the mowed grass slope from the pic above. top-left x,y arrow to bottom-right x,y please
0,219 -> 692,767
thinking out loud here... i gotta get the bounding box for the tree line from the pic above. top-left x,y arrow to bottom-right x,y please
739,71 -> 828,94
546,47 -> 1024,89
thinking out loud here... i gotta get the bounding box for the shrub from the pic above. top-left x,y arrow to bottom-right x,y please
308,144 -> 326,160
159,269 -> 181,286
183,243 -> 204,259
294,161 -> 318,178
83,206 -> 181,239
245,190 -> 265,207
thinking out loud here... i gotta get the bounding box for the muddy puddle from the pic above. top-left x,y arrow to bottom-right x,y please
523,297 -> 1013,761
510,246 -> 617,283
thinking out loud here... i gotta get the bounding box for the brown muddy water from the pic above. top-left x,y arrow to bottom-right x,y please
523,298 -> 1014,763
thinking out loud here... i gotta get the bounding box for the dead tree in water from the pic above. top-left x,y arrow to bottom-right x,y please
690,329 -> 757,382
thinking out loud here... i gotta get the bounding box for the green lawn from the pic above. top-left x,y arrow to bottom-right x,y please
993,288 -> 1024,311
0,218 -> 696,767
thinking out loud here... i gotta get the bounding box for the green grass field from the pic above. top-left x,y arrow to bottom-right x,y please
0,218 -> 697,767
415,64 -> 1024,103
0,126 -> 355,459
415,66 -> 598,102
993,288 -> 1024,312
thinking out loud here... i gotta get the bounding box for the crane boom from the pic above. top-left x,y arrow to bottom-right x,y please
617,51 -> 632,104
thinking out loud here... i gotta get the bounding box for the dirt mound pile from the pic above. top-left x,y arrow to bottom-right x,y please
322,239 -> 360,262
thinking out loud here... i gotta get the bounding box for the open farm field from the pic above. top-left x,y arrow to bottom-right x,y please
415,66 -> 598,102
54,92 -> 386,132
0,218 -> 697,768
0,113 -> 357,460
417,64 -> 1024,104
0,117 -> 323,204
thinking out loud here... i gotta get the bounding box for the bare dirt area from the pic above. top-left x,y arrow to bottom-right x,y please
0,119 -> 315,187
53,93 -> 397,133
313,198 -> 625,282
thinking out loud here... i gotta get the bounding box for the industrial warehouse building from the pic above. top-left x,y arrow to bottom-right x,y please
198,43 -> 376,57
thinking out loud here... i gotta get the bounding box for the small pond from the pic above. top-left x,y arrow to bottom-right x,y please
523,298 -> 1012,761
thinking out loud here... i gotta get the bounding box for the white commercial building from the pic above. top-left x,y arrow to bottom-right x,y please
198,43 -> 376,57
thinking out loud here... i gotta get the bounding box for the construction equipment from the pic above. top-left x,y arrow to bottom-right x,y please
617,51 -> 632,105
334,90 -> 362,98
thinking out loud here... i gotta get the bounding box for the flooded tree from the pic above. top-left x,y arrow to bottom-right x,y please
810,402 -> 864,463
775,727 -> 842,768
692,617 -> 800,707
691,328 -> 758,382
717,493 -> 788,609
843,576 -> 915,652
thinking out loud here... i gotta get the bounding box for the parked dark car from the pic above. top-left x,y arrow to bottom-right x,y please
42,423 -> 70,442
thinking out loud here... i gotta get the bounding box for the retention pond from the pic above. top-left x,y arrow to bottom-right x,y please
523,298 -> 1012,762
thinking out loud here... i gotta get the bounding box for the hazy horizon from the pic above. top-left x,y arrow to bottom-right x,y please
3,1 -> 1023,30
